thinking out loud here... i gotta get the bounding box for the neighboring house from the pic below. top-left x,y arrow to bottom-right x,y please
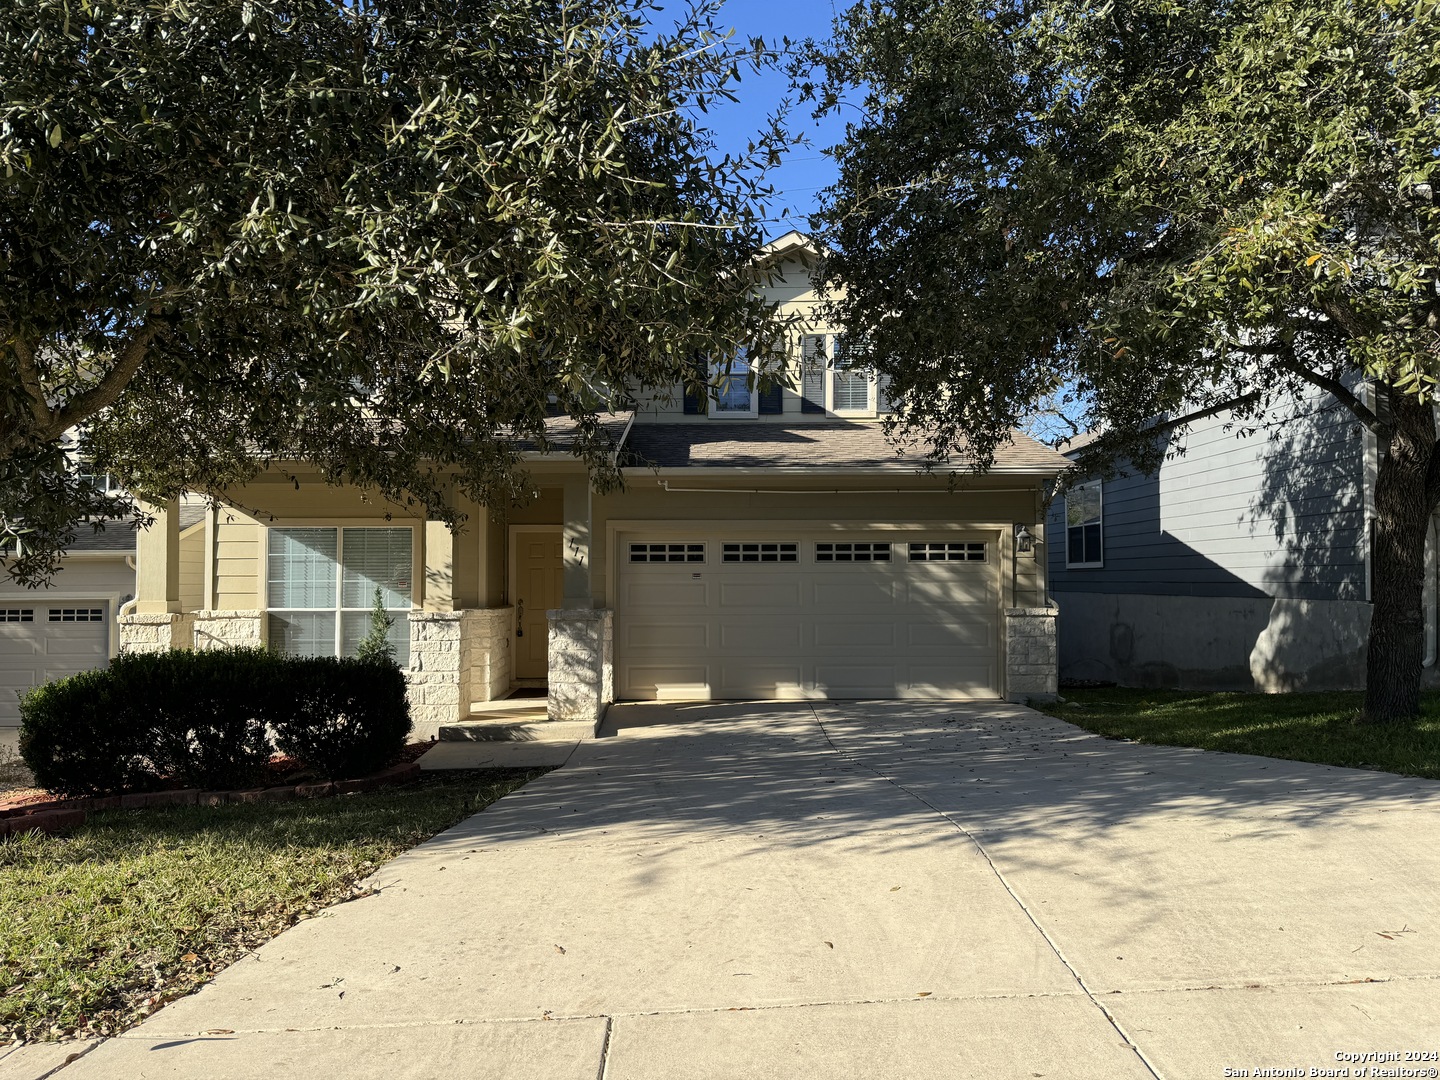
119,232 -> 1071,737
0,504 -> 207,732
1045,385 -> 1419,692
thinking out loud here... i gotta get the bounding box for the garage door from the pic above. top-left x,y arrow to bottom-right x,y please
616,533 -> 999,700
0,604 -> 110,727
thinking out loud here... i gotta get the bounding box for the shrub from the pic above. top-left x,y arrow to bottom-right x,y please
19,648 -> 412,797
274,656 -> 411,780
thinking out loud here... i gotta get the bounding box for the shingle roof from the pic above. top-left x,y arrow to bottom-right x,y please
622,422 -> 1071,474
514,412 -> 634,456
65,503 -> 207,554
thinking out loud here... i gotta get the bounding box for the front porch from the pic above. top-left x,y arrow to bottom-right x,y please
118,469 -> 614,741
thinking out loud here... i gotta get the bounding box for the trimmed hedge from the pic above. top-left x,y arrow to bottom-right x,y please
19,648 -> 411,797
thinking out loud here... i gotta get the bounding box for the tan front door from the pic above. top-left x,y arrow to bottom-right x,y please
512,528 -> 564,680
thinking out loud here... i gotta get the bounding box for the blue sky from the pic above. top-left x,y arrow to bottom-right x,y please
680,0 -> 851,240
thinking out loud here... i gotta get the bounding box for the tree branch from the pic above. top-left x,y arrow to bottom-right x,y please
47,321 -> 164,439
11,336 -> 53,429
1273,348 -> 1381,433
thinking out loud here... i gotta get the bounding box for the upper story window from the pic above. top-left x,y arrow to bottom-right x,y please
711,349 -> 756,416
801,333 -> 876,416
1065,481 -> 1103,568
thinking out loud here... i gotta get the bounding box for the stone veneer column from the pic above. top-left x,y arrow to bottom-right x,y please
467,607 -> 514,703
547,608 -> 613,726
192,611 -> 265,651
406,608 -> 516,739
119,612 -> 196,654
1005,606 -> 1059,703
407,611 -> 465,741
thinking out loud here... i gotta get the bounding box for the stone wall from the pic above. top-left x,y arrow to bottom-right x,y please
547,608 -> 613,726
1005,606 -> 1059,703
192,611 -> 264,651
118,612 -> 195,654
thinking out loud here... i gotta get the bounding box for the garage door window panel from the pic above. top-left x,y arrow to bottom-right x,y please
2,609 -> 34,623
629,543 -> 705,563
815,542 -> 891,562
909,542 -> 987,562
722,542 -> 798,563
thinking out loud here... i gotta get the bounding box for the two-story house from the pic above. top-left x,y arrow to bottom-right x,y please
118,232 -> 1070,737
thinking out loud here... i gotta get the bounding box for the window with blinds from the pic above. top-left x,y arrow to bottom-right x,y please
830,335 -> 871,412
267,527 -> 412,662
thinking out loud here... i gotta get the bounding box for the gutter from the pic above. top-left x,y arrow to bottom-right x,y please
657,480 -> 1040,496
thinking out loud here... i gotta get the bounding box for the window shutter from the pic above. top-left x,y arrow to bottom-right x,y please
800,334 -> 827,413
682,355 -> 707,415
757,382 -> 783,414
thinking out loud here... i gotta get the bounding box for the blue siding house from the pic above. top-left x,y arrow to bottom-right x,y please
1044,387 -> 1434,691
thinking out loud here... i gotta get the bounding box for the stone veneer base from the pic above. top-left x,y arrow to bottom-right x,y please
1005,606 -> 1060,703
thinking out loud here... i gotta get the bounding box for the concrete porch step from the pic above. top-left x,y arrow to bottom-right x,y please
438,717 -> 598,743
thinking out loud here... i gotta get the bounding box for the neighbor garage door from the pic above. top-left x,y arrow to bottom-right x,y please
616,532 -> 999,700
0,604 -> 110,726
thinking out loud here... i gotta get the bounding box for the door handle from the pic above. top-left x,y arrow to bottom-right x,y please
516,598 -> 524,637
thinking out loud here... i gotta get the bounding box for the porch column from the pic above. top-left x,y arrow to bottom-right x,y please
120,498 -> 193,652
409,500 -> 509,739
548,473 -> 612,728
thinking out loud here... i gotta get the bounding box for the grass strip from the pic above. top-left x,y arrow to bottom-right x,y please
0,768 -> 543,1043
1041,688 -> 1440,780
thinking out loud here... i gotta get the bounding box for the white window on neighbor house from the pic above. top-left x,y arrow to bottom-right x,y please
267,527 -> 413,663
1066,481 -> 1104,568
710,348 -> 756,416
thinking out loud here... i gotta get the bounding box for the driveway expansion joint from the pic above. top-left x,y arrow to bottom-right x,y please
808,704 -> 1164,1080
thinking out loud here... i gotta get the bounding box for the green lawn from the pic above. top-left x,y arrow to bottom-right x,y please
0,769 -> 543,1044
1041,688 -> 1440,780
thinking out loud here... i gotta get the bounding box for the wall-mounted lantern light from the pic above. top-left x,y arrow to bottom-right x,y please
1014,524 -> 1035,555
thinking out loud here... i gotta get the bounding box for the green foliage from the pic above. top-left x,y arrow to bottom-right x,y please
801,0 -> 1440,470
355,587 -> 397,666
1,0 -> 789,583
19,648 -> 411,795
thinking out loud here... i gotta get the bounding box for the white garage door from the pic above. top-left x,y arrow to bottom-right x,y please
0,604 -> 110,727
616,533 -> 999,700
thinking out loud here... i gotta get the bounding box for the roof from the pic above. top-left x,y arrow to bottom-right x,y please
513,412 -> 634,457
1056,430 -> 1102,456
622,422 -> 1071,474
65,503 -> 207,554
754,230 -> 828,268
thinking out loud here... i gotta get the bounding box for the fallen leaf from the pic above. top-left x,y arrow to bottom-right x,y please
916,991 -> 932,997
181,953 -> 198,964
554,944 -> 566,955
823,941 -> 834,949
890,886 -> 901,892
205,1029 -> 234,1035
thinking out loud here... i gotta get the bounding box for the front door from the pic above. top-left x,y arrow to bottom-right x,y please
511,528 -> 564,680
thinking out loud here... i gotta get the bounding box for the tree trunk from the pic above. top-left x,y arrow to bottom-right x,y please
1363,388 -> 1439,723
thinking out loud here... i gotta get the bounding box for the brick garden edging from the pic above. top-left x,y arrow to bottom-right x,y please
0,762 -> 422,838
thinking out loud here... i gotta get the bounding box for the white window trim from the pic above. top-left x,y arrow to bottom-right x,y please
264,524 -> 417,658
1065,480 -> 1104,569
819,333 -> 878,418
709,351 -> 757,418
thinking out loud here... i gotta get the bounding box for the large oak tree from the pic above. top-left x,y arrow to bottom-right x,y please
802,0 -> 1440,721
2,0 -> 785,583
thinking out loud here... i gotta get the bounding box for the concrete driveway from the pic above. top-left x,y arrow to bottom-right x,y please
45,701 -> 1440,1079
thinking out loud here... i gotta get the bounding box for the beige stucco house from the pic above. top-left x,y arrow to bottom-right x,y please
118,233 -> 1070,738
